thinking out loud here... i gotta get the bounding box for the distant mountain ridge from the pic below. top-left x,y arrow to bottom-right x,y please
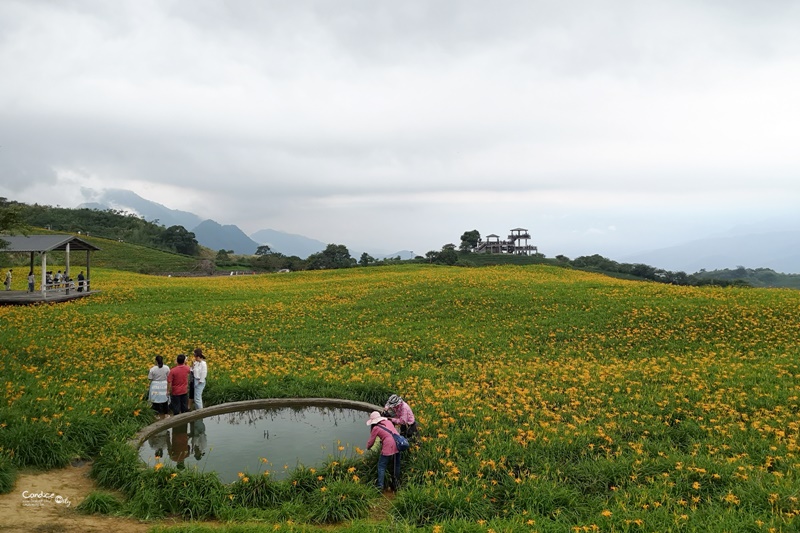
80,189 -> 340,257
622,230 -> 800,274
79,189 -> 203,230
79,189 -> 799,272
250,229 -> 326,258
192,220 -> 261,255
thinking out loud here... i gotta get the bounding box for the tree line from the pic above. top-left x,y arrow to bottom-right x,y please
3,203 -> 794,287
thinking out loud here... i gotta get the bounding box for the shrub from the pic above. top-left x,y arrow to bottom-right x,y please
76,490 -> 122,515
0,422 -> 74,469
0,449 -> 18,494
304,480 -> 373,524
90,441 -> 142,496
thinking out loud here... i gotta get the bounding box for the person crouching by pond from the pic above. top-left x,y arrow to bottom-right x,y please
366,411 -> 402,492
383,394 -> 418,441
167,354 -> 191,415
192,348 -> 208,409
148,355 -> 170,417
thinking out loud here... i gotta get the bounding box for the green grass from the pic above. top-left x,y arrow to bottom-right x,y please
76,490 -> 123,515
1,264 -> 800,530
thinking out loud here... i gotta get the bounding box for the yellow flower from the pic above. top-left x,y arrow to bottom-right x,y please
601,509 -> 612,517
154,462 -> 164,471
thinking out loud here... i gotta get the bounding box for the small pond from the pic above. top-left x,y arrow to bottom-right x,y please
138,406 -> 370,483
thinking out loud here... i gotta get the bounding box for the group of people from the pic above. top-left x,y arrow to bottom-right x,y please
147,348 -> 208,417
366,393 -> 418,492
146,350 -> 416,492
45,270 -> 86,291
2,268 -> 86,292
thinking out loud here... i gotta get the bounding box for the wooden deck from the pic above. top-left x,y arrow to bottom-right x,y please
0,289 -> 100,305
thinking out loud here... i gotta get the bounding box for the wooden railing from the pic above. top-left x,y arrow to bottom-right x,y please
42,280 -> 91,297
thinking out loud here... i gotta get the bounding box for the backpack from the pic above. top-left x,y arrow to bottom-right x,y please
376,423 -> 410,452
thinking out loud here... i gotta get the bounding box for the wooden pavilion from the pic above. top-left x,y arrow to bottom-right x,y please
0,234 -> 100,304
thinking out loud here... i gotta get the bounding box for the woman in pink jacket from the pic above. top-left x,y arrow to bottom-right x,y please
365,411 -> 401,491
383,394 -> 418,440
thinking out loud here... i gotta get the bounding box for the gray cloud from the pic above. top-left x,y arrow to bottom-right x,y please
1,0 -> 799,257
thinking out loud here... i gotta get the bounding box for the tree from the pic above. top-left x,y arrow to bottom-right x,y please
216,249 -> 234,261
306,244 -> 354,270
0,198 -> 27,249
158,225 -> 200,256
438,247 -> 458,265
254,245 -> 272,256
459,230 -> 481,252
359,252 -> 375,266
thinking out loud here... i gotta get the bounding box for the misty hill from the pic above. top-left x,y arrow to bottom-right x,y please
250,229 -> 326,258
623,230 -> 800,274
79,189 -> 321,257
374,250 -> 416,260
193,220 -> 261,255
79,188 -> 202,229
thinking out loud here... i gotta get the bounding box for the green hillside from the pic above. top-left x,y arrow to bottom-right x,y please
78,234 -> 204,273
0,229 -> 203,274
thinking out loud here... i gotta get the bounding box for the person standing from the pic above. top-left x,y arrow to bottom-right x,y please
4,269 -> 11,291
27,271 -> 35,293
192,348 -> 208,409
148,355 -> 170,417
365,411 -> 402,491
77,271 -> 85,292
383,394 -> 418,440
167,354 -> 192,415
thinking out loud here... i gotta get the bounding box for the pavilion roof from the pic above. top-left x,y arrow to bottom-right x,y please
0,234 -> 101,253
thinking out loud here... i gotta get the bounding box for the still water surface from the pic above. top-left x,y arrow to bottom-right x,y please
138,406 -> 370,483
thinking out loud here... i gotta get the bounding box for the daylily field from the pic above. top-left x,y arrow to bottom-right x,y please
1,264 -> 799,532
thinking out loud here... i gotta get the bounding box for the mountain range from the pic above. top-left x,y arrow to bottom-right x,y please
78,189 -> 415,259
79,189 -> 799,273
622,230 -> 800,274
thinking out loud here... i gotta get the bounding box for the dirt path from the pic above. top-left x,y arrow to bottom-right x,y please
0,463 -> 156,533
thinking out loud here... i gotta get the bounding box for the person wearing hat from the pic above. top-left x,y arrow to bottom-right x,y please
365,411 -> 402,491
192,348 -> 208,409
383,394 -> 418,440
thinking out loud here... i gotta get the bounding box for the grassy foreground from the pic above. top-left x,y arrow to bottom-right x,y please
1,264 -> 799,532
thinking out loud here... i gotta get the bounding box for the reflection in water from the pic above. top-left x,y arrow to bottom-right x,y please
139,407 -> 368,483
170,422 -> 190,469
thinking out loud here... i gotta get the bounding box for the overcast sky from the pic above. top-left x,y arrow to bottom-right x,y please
1,0 -> 799,258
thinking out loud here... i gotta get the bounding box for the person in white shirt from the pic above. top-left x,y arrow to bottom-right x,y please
192,348 -> 208,409
148,355 -> 171,417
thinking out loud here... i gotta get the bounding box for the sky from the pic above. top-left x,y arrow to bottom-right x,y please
1,0 -> 799,259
